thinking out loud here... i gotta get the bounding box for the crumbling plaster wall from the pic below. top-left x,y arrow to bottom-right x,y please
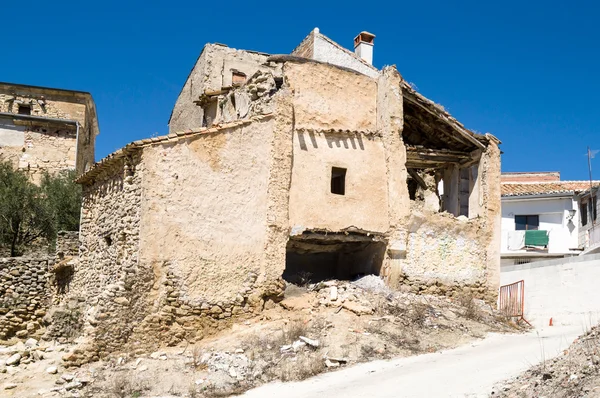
395,142 -> 502,302
376,67 -> 411,287
0,93 -> 87,124
169,44 -> 271,133
139,118 -> 276,304
479,140 -> 502,295
286,61 -> 387,233
284,62 -> 376,132
0,124 -> 78,181
288,130 -> 389,233
0,92 -> 94,177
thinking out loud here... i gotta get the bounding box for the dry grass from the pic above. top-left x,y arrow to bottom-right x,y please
409,303 -> 429,326
109,373 -> 149,398
200,383 -> 248,398
458,293 -> 481,321
270,351 -> 325,382
285,320 -> 308,341
191,345 -> 207,370
360,344 -> 377,360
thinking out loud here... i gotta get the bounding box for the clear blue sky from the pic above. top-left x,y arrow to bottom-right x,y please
1,0 -> 598,179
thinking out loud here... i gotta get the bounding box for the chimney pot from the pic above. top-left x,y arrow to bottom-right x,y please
354,31 -> 375,65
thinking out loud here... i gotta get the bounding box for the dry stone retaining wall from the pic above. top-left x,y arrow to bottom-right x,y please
0,257 -> 53,339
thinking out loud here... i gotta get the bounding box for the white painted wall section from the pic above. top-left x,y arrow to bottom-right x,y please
0,119 -> 25,147
312,35 -> 378,79
501,254 -> 600,328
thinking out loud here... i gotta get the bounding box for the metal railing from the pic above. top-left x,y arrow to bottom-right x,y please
498,280 -> 531,326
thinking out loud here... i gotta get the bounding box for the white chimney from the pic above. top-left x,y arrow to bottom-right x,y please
354,31 -> 375,65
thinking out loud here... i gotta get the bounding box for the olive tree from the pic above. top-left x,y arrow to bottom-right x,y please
0,161 -> 81,256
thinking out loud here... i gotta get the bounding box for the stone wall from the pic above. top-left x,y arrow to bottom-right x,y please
0,88 -> 95,178
68,117 -> 289,364
396,211 -> 493,300
55,231 -> 80,258
0,257 -> 53,339
70,58 -> 502,361
169,44 -> 272,133
0,94 -> 86,122
0,123 -> 78,182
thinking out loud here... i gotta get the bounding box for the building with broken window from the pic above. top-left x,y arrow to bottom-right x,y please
0,82 -> 99,181
68,29 -> 501,360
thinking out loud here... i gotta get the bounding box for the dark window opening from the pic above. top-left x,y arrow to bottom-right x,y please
592,196 -> 597,221
581,202 -> 588,226
515,215 -> 539,231
18,105 -> 31,115
459,168 -> 470,217
283,238 -> 385,285
331,167 -> 346,195
407,177 -> 418,200
274,77 -> 284,90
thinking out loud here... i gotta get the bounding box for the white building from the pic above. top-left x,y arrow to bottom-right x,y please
577,185 -> 600,254
500,172 -> 599,266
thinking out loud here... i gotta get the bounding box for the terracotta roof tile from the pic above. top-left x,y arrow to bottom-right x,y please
502,181 -> 600,197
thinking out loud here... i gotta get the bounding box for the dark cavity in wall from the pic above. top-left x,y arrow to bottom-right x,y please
54,265 -> 74,295
283,234 -> 386,285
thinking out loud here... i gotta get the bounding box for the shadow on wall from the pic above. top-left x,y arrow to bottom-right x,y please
297,130 -> 365,151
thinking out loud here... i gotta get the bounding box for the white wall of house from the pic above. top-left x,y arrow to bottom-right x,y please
501,255 -> 600,327
501,195 -> 580,256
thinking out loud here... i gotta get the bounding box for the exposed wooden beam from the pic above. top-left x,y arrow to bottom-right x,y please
406,146 -> 471,168
407,168 -> 428,190
403,94 -> 486,150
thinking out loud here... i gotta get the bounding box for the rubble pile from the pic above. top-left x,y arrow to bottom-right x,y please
0,338 -> 91,396
494,325 -> 600,398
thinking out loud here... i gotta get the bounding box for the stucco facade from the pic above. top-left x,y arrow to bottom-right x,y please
68,30 -> 501,361
0,83 -> 99,181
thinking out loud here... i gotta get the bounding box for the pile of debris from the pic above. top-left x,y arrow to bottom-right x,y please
0,338 -> 91,396
493,325 -> 600,398
0,276 -> 524,397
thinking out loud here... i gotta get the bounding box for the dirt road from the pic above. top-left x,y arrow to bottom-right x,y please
243,325 -> 584,398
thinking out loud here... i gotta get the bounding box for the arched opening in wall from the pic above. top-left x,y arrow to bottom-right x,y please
283,233 -> 386,285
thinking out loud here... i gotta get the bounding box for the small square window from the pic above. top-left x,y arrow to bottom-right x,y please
515,215 -> 539,230
232,70 -> 247,86
331,167 -> 346,195
18,105 -> 31,115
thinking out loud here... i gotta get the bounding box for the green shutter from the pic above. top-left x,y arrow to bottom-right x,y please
525,230 -> 549,246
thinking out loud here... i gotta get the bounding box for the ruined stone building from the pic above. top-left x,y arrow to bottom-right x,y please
0,82 -> 99,181
65,28 -> 501,360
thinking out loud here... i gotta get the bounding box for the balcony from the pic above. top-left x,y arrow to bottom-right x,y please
504,230 -> 548,251
502,229 -> 576,255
